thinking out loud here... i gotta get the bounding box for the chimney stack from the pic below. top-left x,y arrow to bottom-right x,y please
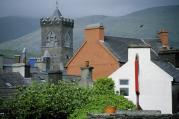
85,23 -> 104,43
80,61 -> 94,87
14,55 -> 21,63
21,48 -> 27,64
43,50 -> 51,72
48,70 -> 62,84
158,29 -> 169,49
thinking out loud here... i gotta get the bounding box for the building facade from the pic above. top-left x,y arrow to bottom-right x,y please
109,45 -> 173,114
66,24 -> 120,80
40,7 -> 74,71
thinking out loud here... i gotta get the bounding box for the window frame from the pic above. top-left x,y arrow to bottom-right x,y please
119,79 -> 129,97
120,88 -> 129,96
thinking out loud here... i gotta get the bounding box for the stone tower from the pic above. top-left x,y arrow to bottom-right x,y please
40,6 -> 74,71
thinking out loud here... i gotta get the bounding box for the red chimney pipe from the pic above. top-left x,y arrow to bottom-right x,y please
135,54 -> 141,110
135,54 -> 139,94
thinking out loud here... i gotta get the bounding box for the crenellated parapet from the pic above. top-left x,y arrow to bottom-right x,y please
40,16 -> 74,27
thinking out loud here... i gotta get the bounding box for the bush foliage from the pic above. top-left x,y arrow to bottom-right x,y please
2,78 -> 135,119
70,78 -> 135,119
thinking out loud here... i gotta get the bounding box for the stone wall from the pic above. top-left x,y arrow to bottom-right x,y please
41,16 -> 74,71
87,110 -> 179,119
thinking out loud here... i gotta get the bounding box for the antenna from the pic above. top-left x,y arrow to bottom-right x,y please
56,0 -> 59,9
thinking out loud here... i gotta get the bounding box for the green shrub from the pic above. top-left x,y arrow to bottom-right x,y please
2,78 -> 135,119
69,78 -> 135,119
3,81 -> 91,119
69,95 -> 135,119
92,77 -> 115,95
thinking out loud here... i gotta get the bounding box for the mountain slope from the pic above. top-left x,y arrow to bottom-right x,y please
0,5 -> 179,55
0,16 -> 39,42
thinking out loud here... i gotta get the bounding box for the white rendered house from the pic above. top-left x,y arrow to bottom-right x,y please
109,44 -> 173,114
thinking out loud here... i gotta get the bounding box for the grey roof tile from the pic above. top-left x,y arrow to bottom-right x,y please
104,36 -> 145,62
153,60 -> 179,82
0,72 -> 24,88
104,36 -> 179,83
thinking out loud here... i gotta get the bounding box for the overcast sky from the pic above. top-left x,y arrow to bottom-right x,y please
0,0 -> 179,18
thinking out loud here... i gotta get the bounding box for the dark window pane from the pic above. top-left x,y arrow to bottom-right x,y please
120,80 -> 128,85
120,88 -> 129,96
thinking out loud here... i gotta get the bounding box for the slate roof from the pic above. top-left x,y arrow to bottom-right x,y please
0,72 -> 24,88
104,36 -> 160,62
52,8 -> 62,18
104,36 -> 144,62
104,36 -> 179,83
153,60 -> 179,83
3,57 -> 16,65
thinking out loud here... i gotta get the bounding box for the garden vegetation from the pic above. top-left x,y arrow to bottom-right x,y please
1,78 -> 135,119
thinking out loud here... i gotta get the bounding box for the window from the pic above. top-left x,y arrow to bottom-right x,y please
64,32 -> 71,47
120,88 -> 129,96
119,79 -> 129,96
120,80 -> 128,85
46,31 -> 58,47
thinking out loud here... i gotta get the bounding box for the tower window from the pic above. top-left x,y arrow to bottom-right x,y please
64,32 -> 71,47
46,31 -> 58,47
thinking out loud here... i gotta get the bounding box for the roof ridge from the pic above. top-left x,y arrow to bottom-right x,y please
140,38 -> 159,57
65,41 -> 87,67
98,41 -> 119,62
52,8 -> 62,18
104,35 -> 140,40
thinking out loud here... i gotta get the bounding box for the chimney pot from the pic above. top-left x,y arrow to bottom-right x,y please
158,29 -> 169,49
14,55 -> 21,63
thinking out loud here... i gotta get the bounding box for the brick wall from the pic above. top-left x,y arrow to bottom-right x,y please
66,24 -> 119,80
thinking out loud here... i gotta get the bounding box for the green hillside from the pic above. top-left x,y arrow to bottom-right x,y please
0,5 -> 179,56
0,16 -> 39,43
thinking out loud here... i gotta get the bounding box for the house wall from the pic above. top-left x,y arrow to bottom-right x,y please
172,84 -> 179,113
12,64 -> 25,77
66,41 -> 119,80
4,63 -> 27,77
109,48 -> 173,114
35,61 -> 47,72
66,25 -> 119,80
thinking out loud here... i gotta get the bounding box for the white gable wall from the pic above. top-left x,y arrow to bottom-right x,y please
109,47 -> 173,114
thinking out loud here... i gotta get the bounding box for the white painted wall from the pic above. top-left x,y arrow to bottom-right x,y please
109,48 -> 173,114
11,63 -> 26,77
